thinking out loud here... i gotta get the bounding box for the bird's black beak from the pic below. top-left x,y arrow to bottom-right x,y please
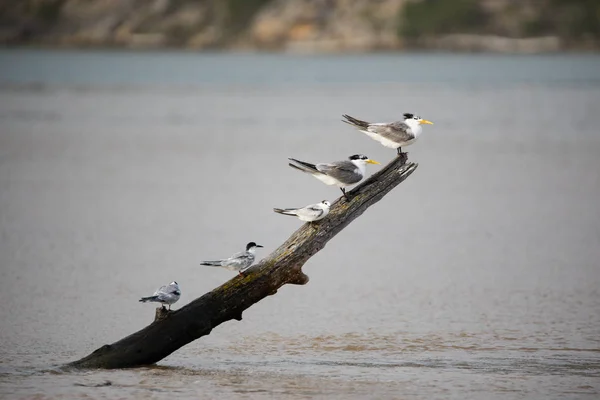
256,244 -> 264,248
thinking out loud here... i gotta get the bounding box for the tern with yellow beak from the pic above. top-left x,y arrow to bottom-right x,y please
288,154 -> 380,200
342,113 -> 433,155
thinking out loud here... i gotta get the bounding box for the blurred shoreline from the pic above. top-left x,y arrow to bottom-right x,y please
1,0 -> 599,54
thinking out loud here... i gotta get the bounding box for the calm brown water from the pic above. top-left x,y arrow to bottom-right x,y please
1,50 -> 599,399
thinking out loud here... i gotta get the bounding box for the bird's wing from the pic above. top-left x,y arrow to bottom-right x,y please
155,289 -> 179,304
342,114 -> 370,129
153,285 -> 168,297
288,158 -> 319,174
273,207 -> 299,216
154,285 -> 174,301
299,205 -> 324,219
166,285 -> 181,296
368,121 -> 414,142
316,161 -> 356,174
224,251 -> 254,268
316,161 -> 362,184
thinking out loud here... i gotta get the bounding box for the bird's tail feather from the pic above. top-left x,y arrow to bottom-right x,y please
273,208 -> 297,216
200,261 -> 222,266
288,158 -> 318,173
139,296 -> 158,303
342,114 -> 370,129
288,162 -> 308,173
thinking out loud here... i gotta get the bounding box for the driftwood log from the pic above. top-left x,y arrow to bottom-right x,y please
69,154 -> 418,369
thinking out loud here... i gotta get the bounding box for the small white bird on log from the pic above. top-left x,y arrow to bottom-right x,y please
200,242 -> 264,276
288,154 -> 380,200
139,281 -> 181,310
342,113 -> 433,155
273,200 -> 331,222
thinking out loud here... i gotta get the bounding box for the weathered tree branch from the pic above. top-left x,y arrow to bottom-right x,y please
68,154 -> 418,369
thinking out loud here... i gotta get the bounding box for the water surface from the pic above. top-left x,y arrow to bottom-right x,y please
1,50 -> 599,399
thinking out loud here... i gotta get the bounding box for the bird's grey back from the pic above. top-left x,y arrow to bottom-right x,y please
227,251 -> 254,267
165,284 -> 180,295
369,121 -> 414,142
154,285 -> 168,295
316,160 -> 362,184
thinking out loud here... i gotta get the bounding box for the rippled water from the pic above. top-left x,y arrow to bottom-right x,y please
0,50 -> 599,399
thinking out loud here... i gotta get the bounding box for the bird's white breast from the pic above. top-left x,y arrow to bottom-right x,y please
313,173 -> 344,187
354,161 -> 366,178
372,133 -> 404,148
411,123 -> 423,138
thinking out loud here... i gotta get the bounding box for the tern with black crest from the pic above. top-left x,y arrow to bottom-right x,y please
342,113 -> 433,155
288,154 -> 380,200
200,242 -> 263,276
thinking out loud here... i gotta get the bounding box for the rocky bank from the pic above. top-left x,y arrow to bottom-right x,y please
0,0 -> 598,53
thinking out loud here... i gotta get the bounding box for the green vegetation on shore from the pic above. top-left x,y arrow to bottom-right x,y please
400,0 -> 600,44
400,0 -> 488,39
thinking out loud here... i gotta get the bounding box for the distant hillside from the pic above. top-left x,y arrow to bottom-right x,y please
1,0 -> 598,52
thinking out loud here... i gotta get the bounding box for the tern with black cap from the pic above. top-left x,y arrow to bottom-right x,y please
288,154 -> 380,200
342,113 -> 433,155
200,242 -> 264,276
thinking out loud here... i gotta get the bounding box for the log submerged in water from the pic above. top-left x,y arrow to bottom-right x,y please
69,154 -> 418,369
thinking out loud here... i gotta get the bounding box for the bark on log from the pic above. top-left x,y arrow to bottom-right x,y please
68,154 -> 418,369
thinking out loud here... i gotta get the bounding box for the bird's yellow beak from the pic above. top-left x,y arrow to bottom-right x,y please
419,119 -> 434,125
367,159 -> 381,165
